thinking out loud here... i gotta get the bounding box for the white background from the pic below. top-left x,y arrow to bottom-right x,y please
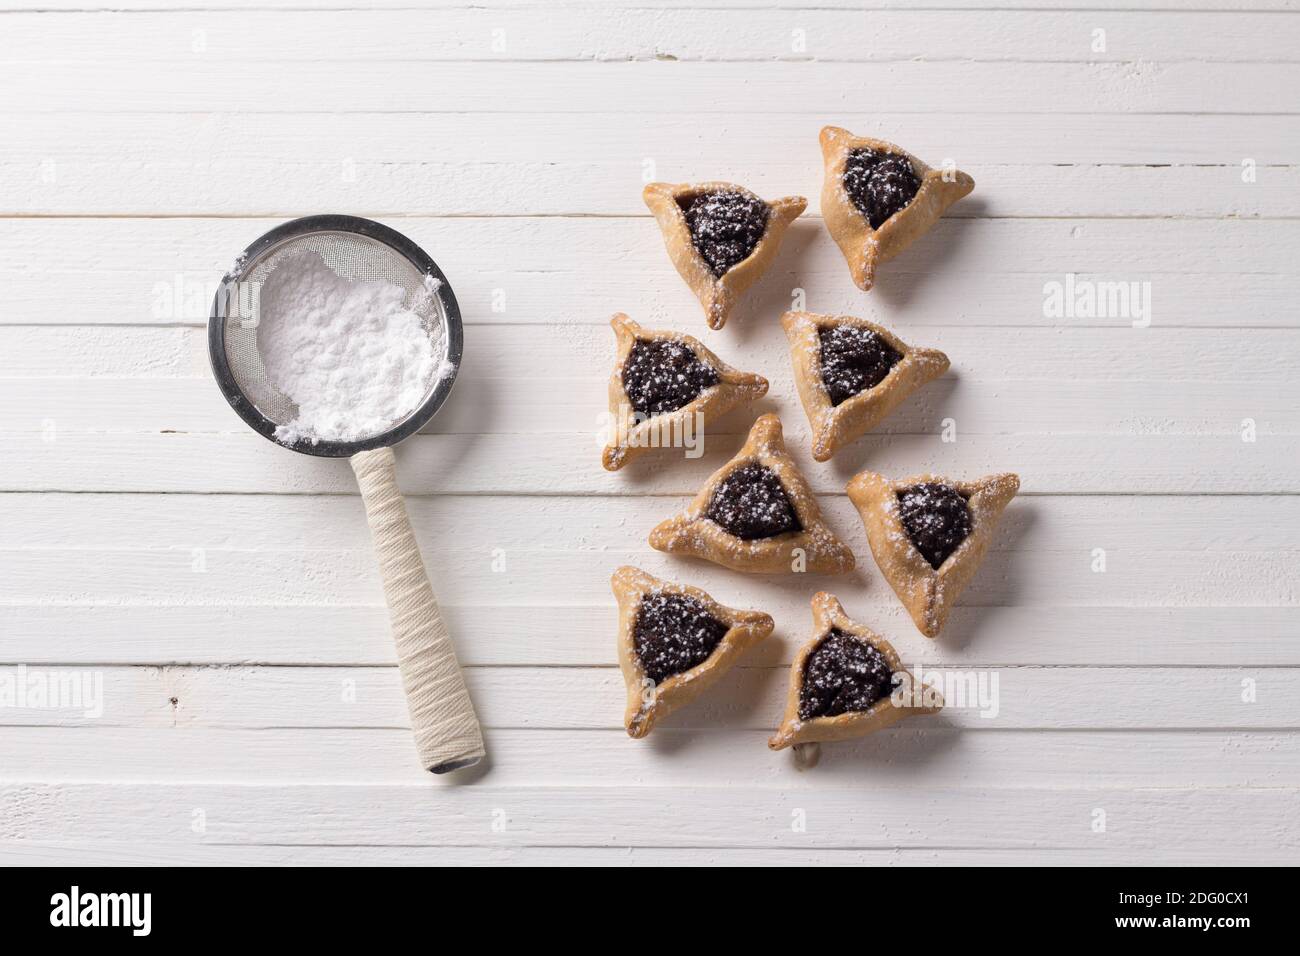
1,0 -> 1297,865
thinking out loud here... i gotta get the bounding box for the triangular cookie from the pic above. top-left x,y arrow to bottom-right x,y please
602,313 -> 768,471
769,592 -> 942,752
649,414 -> 855,574
611,565 -> 774,738
644,181 -> 805,330
782,310 -> 949,462
847,471 -> 1019,638
819,126 -> 974,291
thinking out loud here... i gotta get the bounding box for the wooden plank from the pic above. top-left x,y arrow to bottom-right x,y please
6,10 -> 1299,64
4,109 -> 1295,218
8,216 -> 1289,276
4,325 -> 1298,383
0,543 -> 1293,607
4,375 -> 1292,437
153,665 -> 1300,732
3,727 -> 1298,789
0,665 -> 1291,730
4,604 -> 1297,667
5,431 -> 1293,493
3,782 -> 1296,849
4,218 -> 1294,330
6,492 -> 1291,553
1,841 -> 1291,867
2,1 -> 1294,12
5,112 -> 1295,168
9,159 -> 1293,219
6,61 -> 1298,115
7,267 -> 1287,330
1,494 -> 1293,665
11,547 -> 1300,614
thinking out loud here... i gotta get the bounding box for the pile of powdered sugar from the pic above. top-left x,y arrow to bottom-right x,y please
255,252 -> 446,445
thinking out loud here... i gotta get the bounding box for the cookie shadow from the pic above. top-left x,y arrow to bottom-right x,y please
724,219 -> 823,348
421,323 -> 498,437
823,366 -> 965,487
648,659 -> 790,756
606,428 -> 744,493
937,497 -> 1040,652
872,196 -> 987,314
794,717 -> 962,775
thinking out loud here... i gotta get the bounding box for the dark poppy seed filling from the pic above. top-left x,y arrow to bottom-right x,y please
633,592 -> 729,684
897,482 -> 972,570
704,462 -> 802,541
622,338 -> 719,418
818,325 -> 903,406
842,148 -> 921,230
680,190 -> 771,278
798,628 -> 895,720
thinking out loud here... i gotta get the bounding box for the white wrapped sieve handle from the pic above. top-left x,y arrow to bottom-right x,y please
350,447 -> 484,773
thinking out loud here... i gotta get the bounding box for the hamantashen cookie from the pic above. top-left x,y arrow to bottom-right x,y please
819,126 -> 975,292
848,471 -> 1020,638
769,592 -> 942,752
782,310 -> 949,462
611,565 -> 774,738
644,181 -> 806,330
649,414 -> 855,574
601,313 -> 768,471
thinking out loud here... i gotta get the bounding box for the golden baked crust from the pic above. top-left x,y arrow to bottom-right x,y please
769,591 -> 942,751
601,313 -> 768,471
819,126 -> 974,292
643,181 -> 806,330
781,310 -> 949,462
649,413 -> 855,575
847,471 -> 1020,638
611,565 -> 774,738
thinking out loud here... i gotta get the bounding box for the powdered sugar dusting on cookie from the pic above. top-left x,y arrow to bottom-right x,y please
622,337 -> 719,417
896,482 -> 972,570
680,189 -> 771,277
704,462 -> 802,541
633,591 -> 728,684
799,628 -> 894,720
818,324 -> 902,406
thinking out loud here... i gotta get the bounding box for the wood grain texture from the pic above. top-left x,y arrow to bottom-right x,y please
5,325 -> 1297,380
5,728 -> 1300,789
7,62 -> 1299,114
0,843 -> 1293,867
0,1 -> 1294,866
2,783 -> 1296,850
8,431 -> 1293,493
3,1 -> 1295,11
0,664 -> 1292,731
4,113 -> 1296,218
6,10 -> 1299,64
6,219 -> 1296,331
6,604 -> 1298,667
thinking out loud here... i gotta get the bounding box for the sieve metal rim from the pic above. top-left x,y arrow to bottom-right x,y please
208,215 -> 464,459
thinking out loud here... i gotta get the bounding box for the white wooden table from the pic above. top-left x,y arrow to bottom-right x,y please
2,0 -> 1297,866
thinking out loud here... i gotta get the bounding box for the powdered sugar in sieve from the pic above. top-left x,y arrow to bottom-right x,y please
212,217 -> 462,459
254,251 -> 449,445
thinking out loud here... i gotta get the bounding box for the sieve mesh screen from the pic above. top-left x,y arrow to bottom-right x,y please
219,231 -> 448,429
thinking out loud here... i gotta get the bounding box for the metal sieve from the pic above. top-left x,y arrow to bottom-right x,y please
209,215 -> 484,774
210,214 -> 463,457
